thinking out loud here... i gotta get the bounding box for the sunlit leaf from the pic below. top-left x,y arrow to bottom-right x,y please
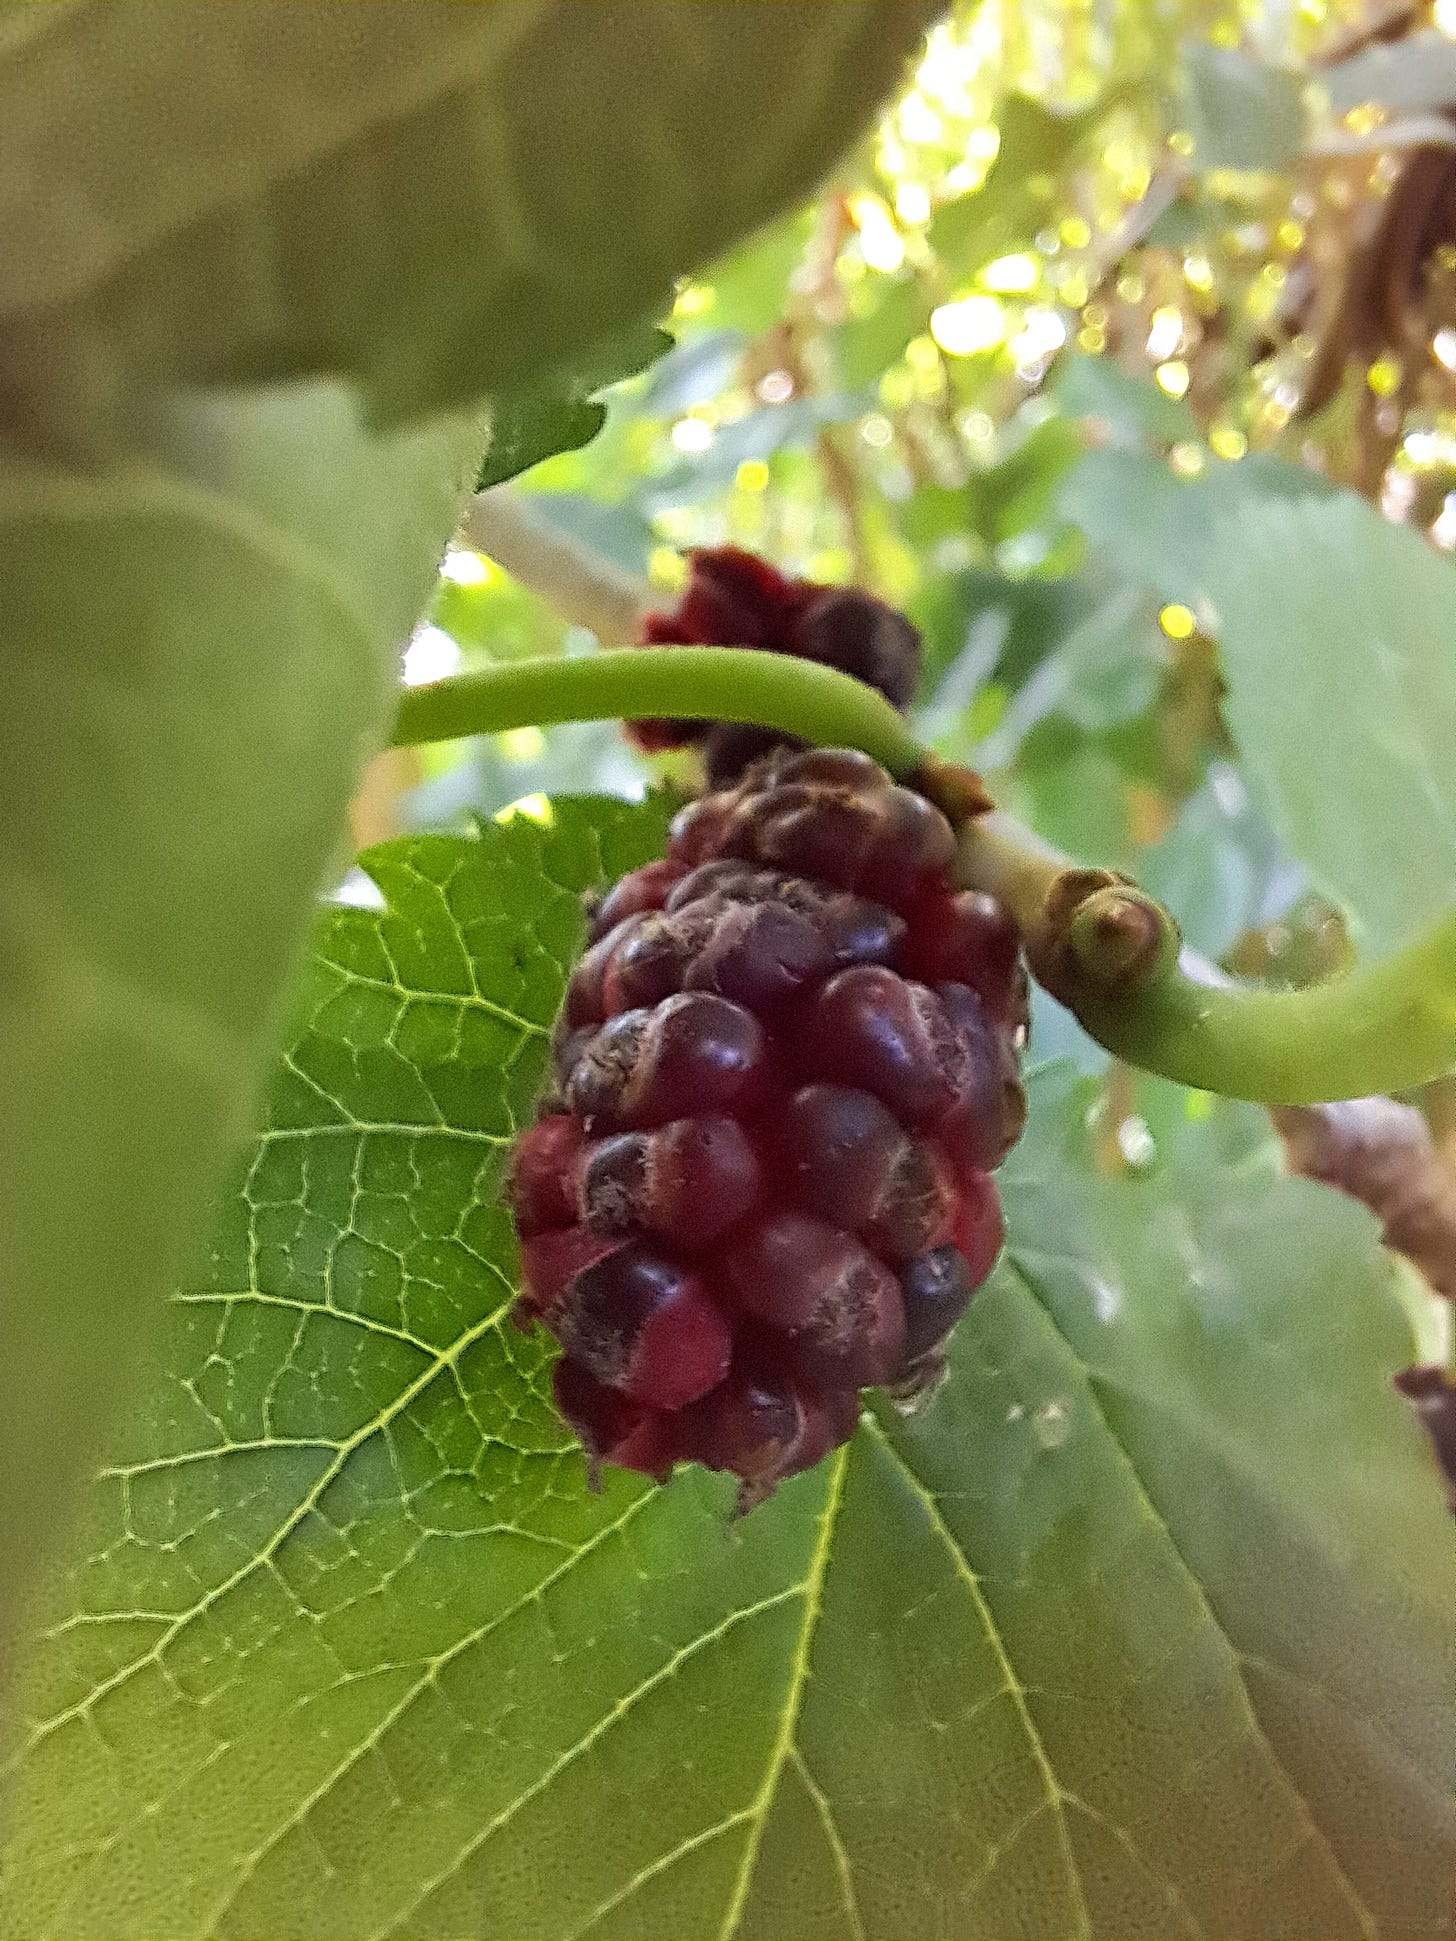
1059,448 -> 1333,605
1054,351 -> 1201,451
641,395 -> 863,510
930,92 -> 1117,271
1321,28 -> 1456,119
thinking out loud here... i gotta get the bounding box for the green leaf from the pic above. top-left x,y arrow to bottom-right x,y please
523,493 -> 658,580
641,329 -> 748,416
1180,43 -> 1305,174
694,217 -> 815,338
3,4 -> 937,427
965,414 -> 1085,546
0,383 -> 483,1647
1136,767 -> 1304,962
836,272 -> 936,392
1205,491 -> 1456,948
972,582 -> 1163,772
1141,191 -> 1253,252
1007,731 -> 1138,871
475,330 -> 673,493
2,800 -> 1450,1938
0,0 -> 938,1651
912,568 -> 1093,705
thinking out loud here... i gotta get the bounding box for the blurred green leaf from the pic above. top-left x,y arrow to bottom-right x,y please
0,383 -> 483,1648
700,216 -> 815,336
1,803 -> 1448,1936
0,0 -> 944,1655
3,3 -> 936,427
1123,1071 -> 1278,1180
1137,767 -> 1306,962
1206,491 -> 1456,948
1010,731 -> 1138,868
837,272 -> 933,391
522,493 -> 659,581
1060,450 -> 1197,600
430,570 -> 560,664
475,330 -> 672,492
409,721 -> 652,830
1141,191 -> 1252,252
1181,43 -> 1305,174
643,329 -> 749,415
967,414 -> 1085,545
973,583 -> 1163,770
914,568 -> 1095,702
641,394 -> 864,509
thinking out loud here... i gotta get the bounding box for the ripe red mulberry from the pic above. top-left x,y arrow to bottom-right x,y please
509,745 -> 1027,1509
626,546 -> 923,786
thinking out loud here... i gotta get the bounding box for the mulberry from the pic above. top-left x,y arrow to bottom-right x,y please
628,546 -> 923,786
509,745 -> 1026,1509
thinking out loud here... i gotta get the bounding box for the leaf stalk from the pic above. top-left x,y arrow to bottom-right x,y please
391,645 -> 925,778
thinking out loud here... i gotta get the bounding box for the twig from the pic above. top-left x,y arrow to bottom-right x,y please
461,488 -> 648,644
1083,167 -> 1185,292
1273,1097 -> 1456,1299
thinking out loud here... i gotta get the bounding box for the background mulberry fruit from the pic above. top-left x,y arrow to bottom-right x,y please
509,746 -> 1027,1510
627,546 -> 923,787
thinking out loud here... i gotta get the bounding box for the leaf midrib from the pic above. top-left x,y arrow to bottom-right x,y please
717,1443 -> 851,1941
861,1414 -> 1095,1941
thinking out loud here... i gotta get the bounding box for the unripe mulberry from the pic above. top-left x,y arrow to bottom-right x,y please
627,547 -> 923,786
510,744 -> 1027,1509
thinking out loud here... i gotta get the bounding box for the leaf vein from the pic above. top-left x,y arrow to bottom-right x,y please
717,1442 -> 849,1941
14,1296 -> 515,1763
786,1744 -> 864,1941
374,1581 -> 807,1940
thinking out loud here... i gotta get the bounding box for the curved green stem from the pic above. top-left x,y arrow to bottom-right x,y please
1072,915 -> 1456,1105
391,646 -> 924,779
956,813 -> 1456,1105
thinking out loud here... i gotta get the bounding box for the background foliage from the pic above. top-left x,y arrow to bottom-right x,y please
3,1 -> 1455,1935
